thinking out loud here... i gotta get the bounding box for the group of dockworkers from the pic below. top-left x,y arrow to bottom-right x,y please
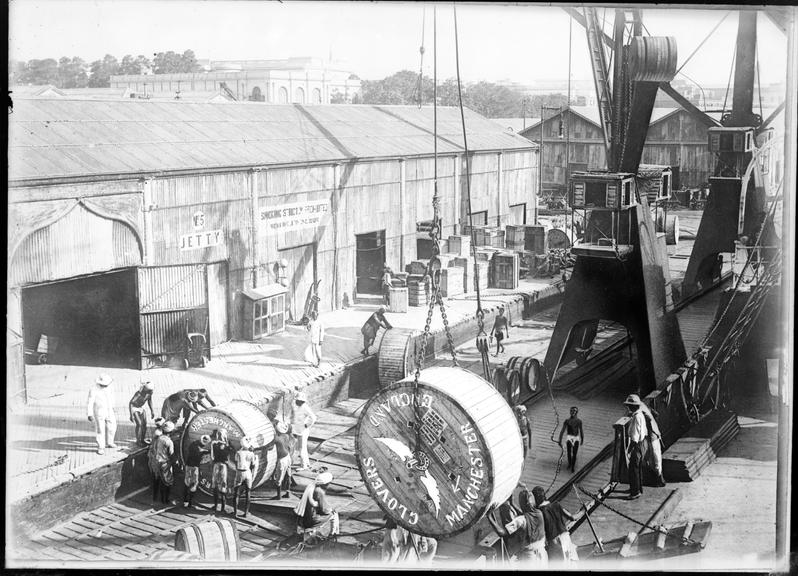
126,380 -> 337,536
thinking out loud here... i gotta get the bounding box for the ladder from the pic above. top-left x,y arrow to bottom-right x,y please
219,81 -> 238,101
584,7 -> 614,165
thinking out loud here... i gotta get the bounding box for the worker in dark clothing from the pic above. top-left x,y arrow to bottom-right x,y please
510,489 -> 547,566
486,494 -> 523,559
129,380 -> 155,446
154,421 -> 178,506
361,306 -> 393,355
147,417 -> 166,502
490,306 -> 509,356
210,428 -> 233,514
624,394 -> 648,500
183,435 -> 211,509
558,406 -> 584,473
161,388 -> 216,427
272,421 -> 292,500
515,405 -> 533,459
532,486 -> 577,562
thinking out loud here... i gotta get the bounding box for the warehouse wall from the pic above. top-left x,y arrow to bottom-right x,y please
8,148 -> 537,344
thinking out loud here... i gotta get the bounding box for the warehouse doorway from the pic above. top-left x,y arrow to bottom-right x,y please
356,230 -> 385,295
279,243 -> 318,323
21,268 -> 140,369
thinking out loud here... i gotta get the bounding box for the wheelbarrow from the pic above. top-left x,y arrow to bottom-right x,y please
182,319 -> 209,369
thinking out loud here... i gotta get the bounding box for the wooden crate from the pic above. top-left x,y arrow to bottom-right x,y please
406,260 -> 429,275
407,281 -> 427,307
440,266 -> 464,298
524,225 -> 547,255
485,229 -> 505,249
473,260 -> 489,291
388,287 -> 409,313
490,251 -> 520,290
447,235 -> 472,257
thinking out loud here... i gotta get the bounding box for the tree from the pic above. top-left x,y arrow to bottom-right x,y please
9,60 -> 27,85
153,51 -> 183,74
360,70 -> 433,106
88,54 -> 119,87
24,58 -> 59,86
180,49 -> 200,73
57,57 -> 89,88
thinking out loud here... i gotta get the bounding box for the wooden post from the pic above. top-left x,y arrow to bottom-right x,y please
618,531 -> 637,558
496,152 -> 503,227
572,484 -> 604,552
141,177 -> 155,266
655,525 -> 668,550
250,168 -> 262,288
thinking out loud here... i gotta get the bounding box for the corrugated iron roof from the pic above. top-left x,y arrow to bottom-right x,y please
9,99 -> 537,182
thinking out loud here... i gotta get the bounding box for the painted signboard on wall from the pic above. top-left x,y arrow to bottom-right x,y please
180,230 -> 223,251
259,200 -> 331,234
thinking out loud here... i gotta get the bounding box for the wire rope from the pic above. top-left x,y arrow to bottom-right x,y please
674,11 -> 732,78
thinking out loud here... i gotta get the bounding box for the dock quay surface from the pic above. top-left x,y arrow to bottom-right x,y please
10,209 -> 770,570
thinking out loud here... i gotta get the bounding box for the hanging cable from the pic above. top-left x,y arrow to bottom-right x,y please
453,2 -> 491,384
674,11 -> 731,78
721,36 -> 738,117
415,6 -> 427,108
756,42 -> 764,123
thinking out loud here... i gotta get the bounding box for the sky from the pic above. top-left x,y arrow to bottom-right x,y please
7,1 -> 791,88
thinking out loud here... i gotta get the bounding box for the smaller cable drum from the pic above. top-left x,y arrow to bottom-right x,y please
378,328 -> 420,388
355,366 -> 524,538
180,400 -> 277,496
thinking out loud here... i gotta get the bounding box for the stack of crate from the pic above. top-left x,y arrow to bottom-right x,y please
448,235 -> 472,257
473,259 -> 490,291
505,225 -> 526,251
490,251 -> 520,289
406,260 -> 429,275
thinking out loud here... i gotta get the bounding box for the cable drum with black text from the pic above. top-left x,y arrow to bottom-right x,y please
355,366 -> 524,538
180,400 -> 277,496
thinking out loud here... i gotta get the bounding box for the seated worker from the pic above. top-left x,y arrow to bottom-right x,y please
381,517 -> 437,564
503,489 -> 548,567
161,388 -> 216,426
294,471 -> 339,537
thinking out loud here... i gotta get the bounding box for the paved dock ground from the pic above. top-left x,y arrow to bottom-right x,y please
9,275 -> 563,503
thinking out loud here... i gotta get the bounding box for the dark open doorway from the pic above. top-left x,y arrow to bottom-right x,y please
356,230 -> 386,295
22,268 -> 140,369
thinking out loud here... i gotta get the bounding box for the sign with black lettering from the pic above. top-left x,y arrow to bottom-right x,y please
259,200 -> 330,234
180,229 -> 223,251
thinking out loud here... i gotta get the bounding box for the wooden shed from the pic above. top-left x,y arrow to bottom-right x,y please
7,98 -> 538,402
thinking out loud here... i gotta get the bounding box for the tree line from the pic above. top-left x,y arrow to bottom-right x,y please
9,50 -> 201,89
357,70 -> 569,118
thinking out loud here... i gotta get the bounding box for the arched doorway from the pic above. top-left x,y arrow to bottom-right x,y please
10,203 -> 143,369
312,87 -> 322,104
251,86 -> 264,102
278,86 -> 289,103
294,87 -> 305,104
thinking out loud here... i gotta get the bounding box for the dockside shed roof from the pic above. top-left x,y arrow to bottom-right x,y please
9,99 -> 537,183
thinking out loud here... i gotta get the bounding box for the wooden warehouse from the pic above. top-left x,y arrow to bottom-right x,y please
7,98 -> 538,402
520,105 -> 722,198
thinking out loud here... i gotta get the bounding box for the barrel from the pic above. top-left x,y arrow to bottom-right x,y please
378,328 -> 420,388
388,287 -> 409,313
355,367 -> 524,538
174,519 -> 240,561
181,400 -> 277,496
546,228 -> 571,250
505,356 -> 543,395
628,36 -> 678,82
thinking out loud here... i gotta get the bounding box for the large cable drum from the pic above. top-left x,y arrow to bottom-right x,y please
628,36 -> 678,82
546,228 -> 571,251
378,328 -> 419,388
355,366 -> 524,538
181,400 -> 277,496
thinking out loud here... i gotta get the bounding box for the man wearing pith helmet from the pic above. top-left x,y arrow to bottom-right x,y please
624,394 -> 648,501
87,373 -> 117,455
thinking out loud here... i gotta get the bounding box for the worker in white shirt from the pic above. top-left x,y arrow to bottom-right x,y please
306,311 -> 325,368
624,394 -> 648,500
290,391 -> 317,470
87,373 -> 118,455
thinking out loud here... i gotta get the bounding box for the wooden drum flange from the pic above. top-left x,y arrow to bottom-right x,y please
355,367 -> 523,538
